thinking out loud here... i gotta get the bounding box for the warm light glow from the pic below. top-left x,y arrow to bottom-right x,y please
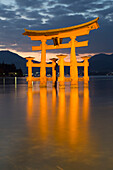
69,88 -> 79,144
27,88 -> 33,122
52,88 -> 57,113
83,87 -> 90,122
39,88 -> 48,140
24,18 -> 99,88
26,86 -> 95,159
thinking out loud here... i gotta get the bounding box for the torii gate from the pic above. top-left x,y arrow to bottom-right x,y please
23,17 -> 99,88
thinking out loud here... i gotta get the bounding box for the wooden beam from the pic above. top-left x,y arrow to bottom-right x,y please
32,63 -> 41,67
47,77 -> 53,81
77,63 -> 84,66
46,43 -> 70,50
58,29 -> 90,38
30,36 -> 46,41
64,62 -> 71,66
29,29 -> 90,41
46,64 -> 52,67
32,62 -> 85,67
64,77 -> 71,82
32,46 -> 41,51
78,77 -> 84,81
75,40 -> 88,47
32,40 -> 88,51
32,77 -> 40,81
27,76 -> 84,82
63,77 -> 84,82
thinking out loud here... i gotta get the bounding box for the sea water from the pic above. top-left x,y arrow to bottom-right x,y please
0,76 -> 113,170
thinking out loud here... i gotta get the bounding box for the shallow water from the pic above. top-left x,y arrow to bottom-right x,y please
0,76 -> 113,170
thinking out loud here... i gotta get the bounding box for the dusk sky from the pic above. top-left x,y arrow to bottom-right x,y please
0,0 -> 113,60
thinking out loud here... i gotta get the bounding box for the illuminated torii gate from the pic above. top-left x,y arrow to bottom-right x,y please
23,17 -> 99,88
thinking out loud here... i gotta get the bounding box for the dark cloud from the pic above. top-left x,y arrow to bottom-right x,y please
0,0 -> 112,54
15,0 -> 42,8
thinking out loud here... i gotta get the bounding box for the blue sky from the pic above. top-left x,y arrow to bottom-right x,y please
0,0 -> 113,60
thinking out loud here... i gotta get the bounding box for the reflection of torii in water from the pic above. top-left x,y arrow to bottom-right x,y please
23,17 -> 99,88
27,87 -> 90,147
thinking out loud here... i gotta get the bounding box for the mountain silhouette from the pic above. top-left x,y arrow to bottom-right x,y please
0,50 -> 27,74
89,53 -> 113,75
0,50 -> 41,74
0,50 -> 113,75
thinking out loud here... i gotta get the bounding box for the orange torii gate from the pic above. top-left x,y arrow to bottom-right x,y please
23,17 -> 99,88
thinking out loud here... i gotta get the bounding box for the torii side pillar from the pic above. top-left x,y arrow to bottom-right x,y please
81,56 -> 91,87
26,57 -> 34,88
50,58 -> 58,87
57,55 -> 67,88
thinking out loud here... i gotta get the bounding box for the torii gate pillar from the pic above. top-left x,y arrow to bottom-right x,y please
26,57 -> 34,88
40,39 -> 47,87
81,56 -> 91,87
57,55 -> 67,88
70,36 -> 78,87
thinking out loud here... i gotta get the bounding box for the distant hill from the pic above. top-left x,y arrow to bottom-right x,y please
89,53 -> 113,75
0,51 -> 27,74
0,50 -> 41,74
0,50 -> 113,75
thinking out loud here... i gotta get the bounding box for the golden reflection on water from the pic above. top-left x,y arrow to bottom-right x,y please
57,88 -> 66,138
27,87 -> 90,144
27,88 -> 33,121
52,87 -> 57,113
1,79 -> 113,169
83,87 -> 89,123
39,88 -> 48,140
69,88 -> 79,145
26,86 -> 93,166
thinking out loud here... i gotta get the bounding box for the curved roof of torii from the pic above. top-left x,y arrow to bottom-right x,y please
23,17 -> 99,36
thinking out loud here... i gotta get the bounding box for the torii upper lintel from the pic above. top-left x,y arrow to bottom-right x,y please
23,17 -> 99,37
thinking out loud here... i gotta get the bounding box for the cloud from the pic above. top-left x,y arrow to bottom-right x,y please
15,0 -> 43,8
0,0 -> 112,55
